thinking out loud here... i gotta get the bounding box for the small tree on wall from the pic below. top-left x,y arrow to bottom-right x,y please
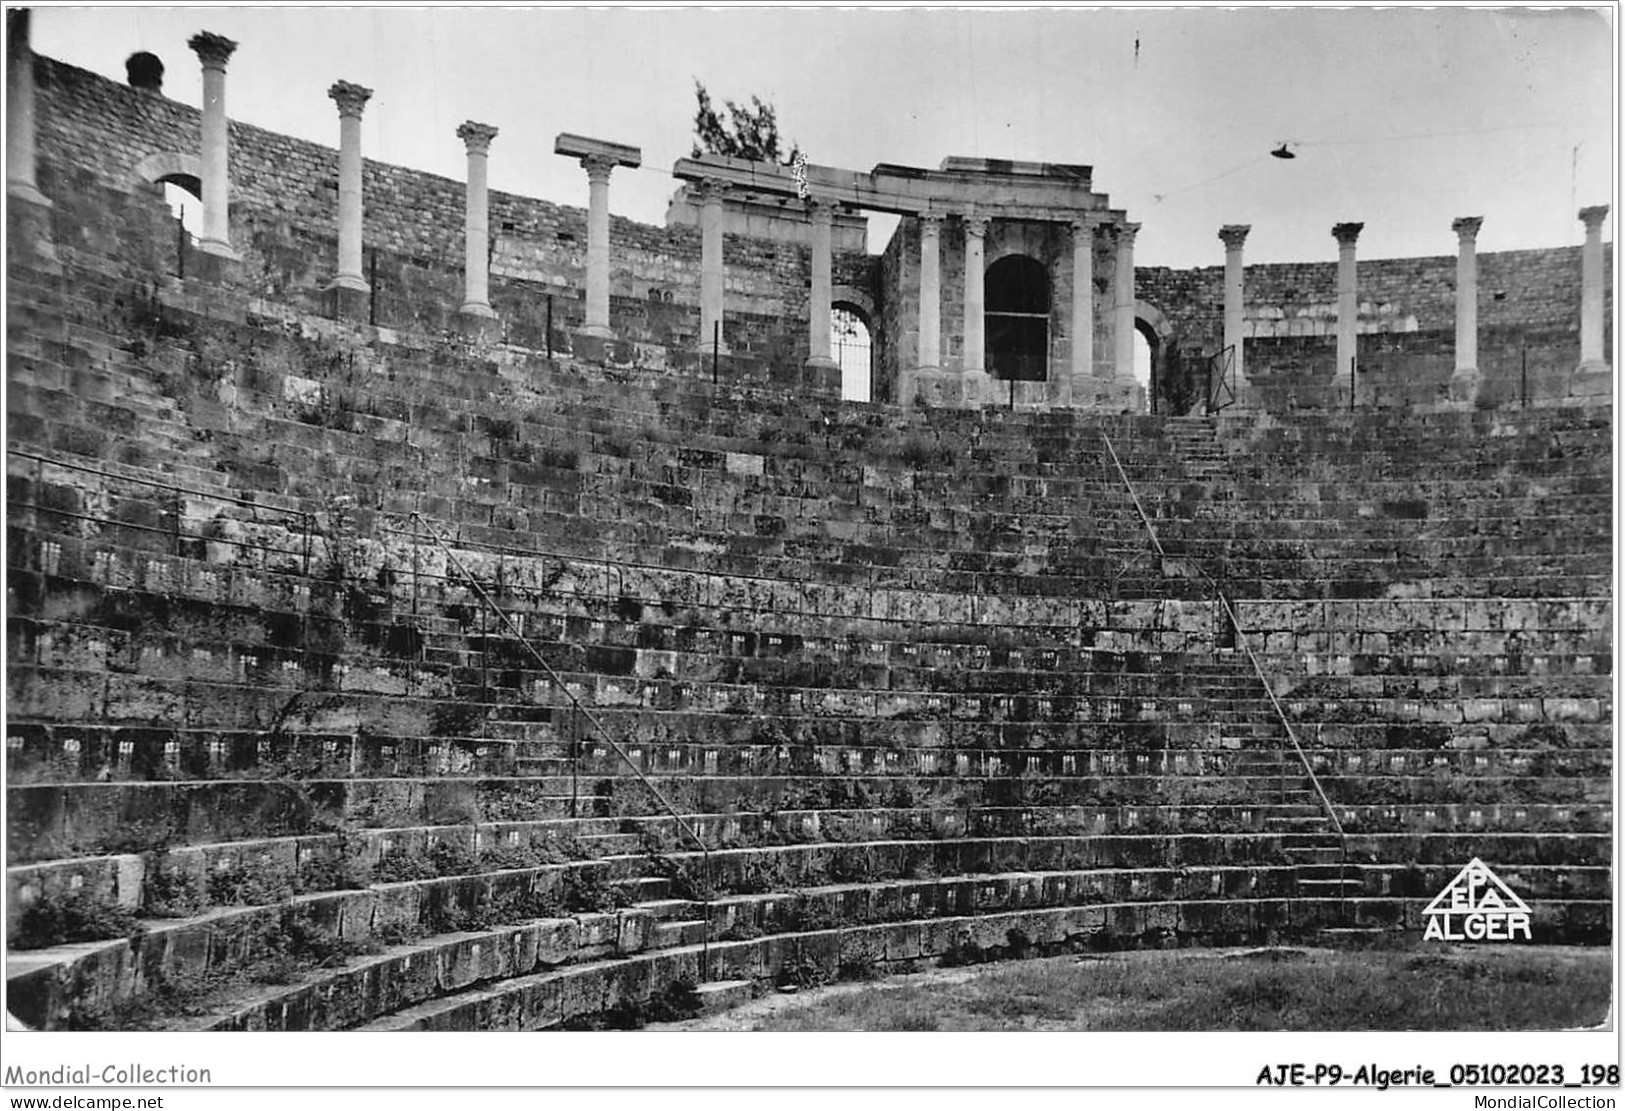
691,81 -> 801,165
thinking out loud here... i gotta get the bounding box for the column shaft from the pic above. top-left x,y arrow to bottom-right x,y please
458,122 -> 498,319
1333,222 -> 1363,381
1220,225 -> 1250,389
1070,218 -> 1093,397
806,200 -> 835,367
1452,217 -> 1482,378
1112,223 -> 1138,380
189,32 -> 238,255
329,82 -> 371,291
582,156 -> 615,336
918,214 -> 943,372
962,215 -> 986,374
1579,206 -> 1610,370
698,181 -> 727,352
7,9 -> 46,204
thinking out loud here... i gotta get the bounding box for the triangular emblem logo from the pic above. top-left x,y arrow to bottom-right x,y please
1422,858 -> 1533,941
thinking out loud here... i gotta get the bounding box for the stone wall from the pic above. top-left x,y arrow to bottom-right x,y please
1139,244 -> 1614,411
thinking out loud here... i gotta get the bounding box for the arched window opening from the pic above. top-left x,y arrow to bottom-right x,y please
985,255 -> 1050,382
160,175 -> 204,239
833,303 -> 873,402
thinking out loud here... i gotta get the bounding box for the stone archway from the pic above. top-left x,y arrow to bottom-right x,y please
831,289 -> 875,403
132,151 -> 203,199
1135,300 -> 1187,415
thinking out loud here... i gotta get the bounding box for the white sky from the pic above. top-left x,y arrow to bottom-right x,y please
29,3 -> 1618,268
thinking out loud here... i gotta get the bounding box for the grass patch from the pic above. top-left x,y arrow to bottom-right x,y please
745,946 -> 1612,1032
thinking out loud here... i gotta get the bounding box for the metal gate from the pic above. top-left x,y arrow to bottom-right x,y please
1206,344 -> 1237,413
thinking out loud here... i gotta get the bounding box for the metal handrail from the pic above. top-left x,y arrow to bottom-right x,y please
408,511 -> 713,975
1213,593 -> 1346,843
1100,430 -> 1345,846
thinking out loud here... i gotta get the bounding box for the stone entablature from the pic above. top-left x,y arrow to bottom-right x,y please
666,186 -> 868,253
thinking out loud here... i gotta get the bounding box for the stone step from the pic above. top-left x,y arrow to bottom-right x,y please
1297,873 -> 1361,889
1263,815 -> 1332,831
1281,846 -> 1343,865
629,898 -> 699,922
651,919 -> 710,948
615,876 -> 672,902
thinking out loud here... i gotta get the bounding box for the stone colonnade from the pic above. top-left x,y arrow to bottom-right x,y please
7,17 -> 1613,395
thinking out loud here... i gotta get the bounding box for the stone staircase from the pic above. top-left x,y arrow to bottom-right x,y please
1164,415 -> 1226,481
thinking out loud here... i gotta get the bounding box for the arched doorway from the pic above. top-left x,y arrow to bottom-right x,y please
832,302 -> 873,402
985,254 -> 1050,383
1134,301 -> 1175,414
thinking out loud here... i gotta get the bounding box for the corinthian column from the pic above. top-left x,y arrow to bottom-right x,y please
1219,224 -> 1251,391
457,121 -> 498,320
328,81 -> 372,293
1112,222 -> 1139,381
555,135 -> 642,342
1449,216 -> 1483,399
1069,216 -> 1094,404
918,212 -> 943,374
1578,205 -> 1610,374
806,198 -> 837,371
188,31 -> 238,257
1333,222 -> 1363,383
961,211 -> 990,406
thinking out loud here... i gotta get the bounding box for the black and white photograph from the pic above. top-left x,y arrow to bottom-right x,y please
1,1 -> 1616,1102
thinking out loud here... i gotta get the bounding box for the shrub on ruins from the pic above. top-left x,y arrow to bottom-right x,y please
206,859 -> 295,907
562,868 -> 627,914
294,832 -> 372,893
142,856 -> 207,917
13,890 -> 144,950
249,908 -> 374,985
691,81 -> 800,165
371,845 -> 438,884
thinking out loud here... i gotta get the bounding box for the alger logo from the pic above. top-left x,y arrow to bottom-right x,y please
1422,858 -> 1532,942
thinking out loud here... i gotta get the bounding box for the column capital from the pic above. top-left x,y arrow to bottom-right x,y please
457,120 -> 498,155
1451,215 -> 1483,240
1068,213 -> 1095,238
805,196 -> 835,224
962,211 -> 989,239
1218,224 -> 1251,250
1579,204 -> 1610,231
692,177 -> 727,204
918,211 -> 945,233
581,153 -> 616,185
328,80 -> 373,119
188,31 -> 237,71
1332,221 -> 1364,247
1114,221 -> 1140,246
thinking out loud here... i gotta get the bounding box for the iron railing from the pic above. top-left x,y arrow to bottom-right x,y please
408,511 -> 714,975
1099,430 -> 1345,846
